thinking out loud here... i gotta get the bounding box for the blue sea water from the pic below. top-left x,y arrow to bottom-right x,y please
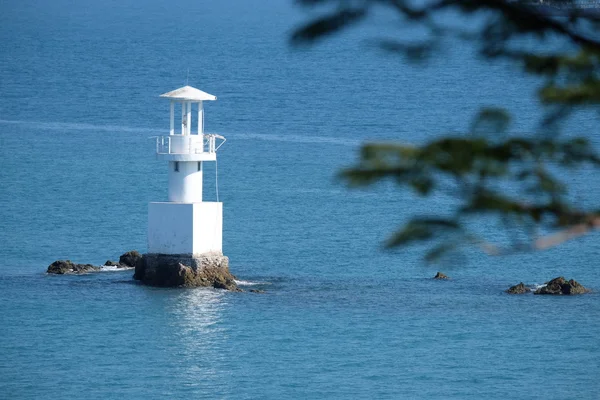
1,0 -> 600,398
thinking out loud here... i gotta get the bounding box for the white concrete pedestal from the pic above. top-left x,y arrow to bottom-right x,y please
148,202 -> 222,255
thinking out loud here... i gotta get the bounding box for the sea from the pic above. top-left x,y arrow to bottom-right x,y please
1,0 -> 599,398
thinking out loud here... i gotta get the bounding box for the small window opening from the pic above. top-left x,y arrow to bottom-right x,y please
197,162 -> 202,171
174,161 -> 179,172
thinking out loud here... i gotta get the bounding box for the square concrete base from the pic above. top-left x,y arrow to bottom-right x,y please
148,202 -> 222,255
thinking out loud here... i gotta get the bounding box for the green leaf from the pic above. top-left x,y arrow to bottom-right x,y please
425,242 -> 460,263
290,8 -> 367,45
386,218 -> 460,248
470,108 -> 511,135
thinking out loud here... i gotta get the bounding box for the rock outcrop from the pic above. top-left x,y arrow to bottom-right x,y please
47,251 -> 239,291
48,250 -> 143,274
433,272 -> 449,280
119,251 -> 144,269
47,260 -> 101,274
506,282 -> 530,294
534,277 -> 590,295
135,253 -> 239,291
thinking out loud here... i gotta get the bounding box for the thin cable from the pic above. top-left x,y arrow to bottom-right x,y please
215,157 -> 219,202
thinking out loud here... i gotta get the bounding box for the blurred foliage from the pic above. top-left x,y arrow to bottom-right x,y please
291,0 -> 600,261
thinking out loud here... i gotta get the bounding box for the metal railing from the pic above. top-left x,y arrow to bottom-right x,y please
154,134 -> 226,155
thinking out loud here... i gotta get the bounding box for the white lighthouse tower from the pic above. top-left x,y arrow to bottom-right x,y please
147,86 -> 226,257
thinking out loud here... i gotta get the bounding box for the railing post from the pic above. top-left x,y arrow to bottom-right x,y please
168,136 -> 171,154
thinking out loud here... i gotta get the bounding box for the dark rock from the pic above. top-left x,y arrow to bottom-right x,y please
136,253 -> 240,291
563,279 -> 589,295
250,289 -> 266,294
47,260 -> 100,274
104,260 -> 119,266
433,272 -> 449,280
133,256 -> 147,280
73,263 -> 99,273
506,282 -> 530,294
119,250 -> 144,269
534,276 -> 590,295
47,260 -> 76,274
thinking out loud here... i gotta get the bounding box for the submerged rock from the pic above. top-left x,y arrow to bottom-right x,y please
135,253 -> 240,291
250,289 -> 266,294
433,272 -> 449,280
506,282 -> 530,294
534,277 -> 590,295
104,260 -> 119,266
47,260 -> 101,274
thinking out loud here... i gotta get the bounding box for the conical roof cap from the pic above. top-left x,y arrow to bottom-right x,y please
160,85 -> 217,101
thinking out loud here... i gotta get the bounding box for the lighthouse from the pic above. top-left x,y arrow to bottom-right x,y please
138,86 -> 236,289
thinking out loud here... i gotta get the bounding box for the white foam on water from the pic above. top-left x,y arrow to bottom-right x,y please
99,265 -> 133,272
0,119 -> 363,147
230,131 -> 361,147
235,280 -> 268,286
0,119 -> 156,134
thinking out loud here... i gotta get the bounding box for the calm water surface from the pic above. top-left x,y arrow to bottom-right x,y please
1,0 -> 599,398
